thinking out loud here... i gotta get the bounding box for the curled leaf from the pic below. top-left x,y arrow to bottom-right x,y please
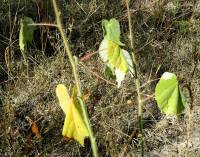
99,18 -> 133,87
99,38 -> 132,87
56,84 -> 89,146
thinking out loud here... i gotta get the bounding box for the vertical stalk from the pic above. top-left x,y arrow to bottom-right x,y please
125,0 -> 144,156
52,1 -> 99,157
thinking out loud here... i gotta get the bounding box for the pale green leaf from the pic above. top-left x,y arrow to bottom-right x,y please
155,72 -> 187,115
102,18 -> 124,46
99,39 -> 130,72
19,16 -> 35,58
99,18 -> 134,88
99,38 -> 132,87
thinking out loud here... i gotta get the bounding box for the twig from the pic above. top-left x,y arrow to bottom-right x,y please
52,1 -> 99,157
28,23 -> 57,27
79,61 -> 117,87
80,51 -> 98,62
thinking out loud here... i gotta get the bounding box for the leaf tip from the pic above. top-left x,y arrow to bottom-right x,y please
162,72 -> 175,80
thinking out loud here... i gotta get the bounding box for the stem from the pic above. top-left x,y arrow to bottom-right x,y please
52,1 -> 99,157
125,0 -> 144,156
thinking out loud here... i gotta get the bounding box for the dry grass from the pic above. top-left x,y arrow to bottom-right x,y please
0,0 -> 200,156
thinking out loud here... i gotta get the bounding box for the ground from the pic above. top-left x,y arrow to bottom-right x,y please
0,0 -> 200,156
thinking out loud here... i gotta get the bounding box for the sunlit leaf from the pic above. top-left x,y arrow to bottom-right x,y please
102,18 -> 124,46
56,84 -> 89,146
99,38 -> 133,87
99,19 -> 133,87
155,72 -> 187,115
19,16 -> 35,60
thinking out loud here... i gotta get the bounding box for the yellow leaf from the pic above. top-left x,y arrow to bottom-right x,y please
56,84 -> 70,114
56,84 -> 89,146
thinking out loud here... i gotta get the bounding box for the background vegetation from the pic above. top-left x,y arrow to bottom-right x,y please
0,0 -> 200,156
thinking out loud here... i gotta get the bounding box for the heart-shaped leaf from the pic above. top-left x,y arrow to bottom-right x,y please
155,72 -> 187,115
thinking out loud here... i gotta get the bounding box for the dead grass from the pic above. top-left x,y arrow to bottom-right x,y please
0,0 -> 200,156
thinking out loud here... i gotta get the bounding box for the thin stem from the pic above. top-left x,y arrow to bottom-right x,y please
125,0 -> 144,156
28,23 -> 57,27
52,1 -> 99,157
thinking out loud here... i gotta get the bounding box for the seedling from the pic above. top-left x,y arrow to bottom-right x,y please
100,14 -> 187,157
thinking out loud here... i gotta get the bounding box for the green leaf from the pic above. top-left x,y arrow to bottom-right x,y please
56,84 -> 89,146
99,38 -> 132,87
99,18 -> 134,88
155,72 -> 187,115
99,39 -> 130,73
19,16 -> 35,60
102,18 -> 124,46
